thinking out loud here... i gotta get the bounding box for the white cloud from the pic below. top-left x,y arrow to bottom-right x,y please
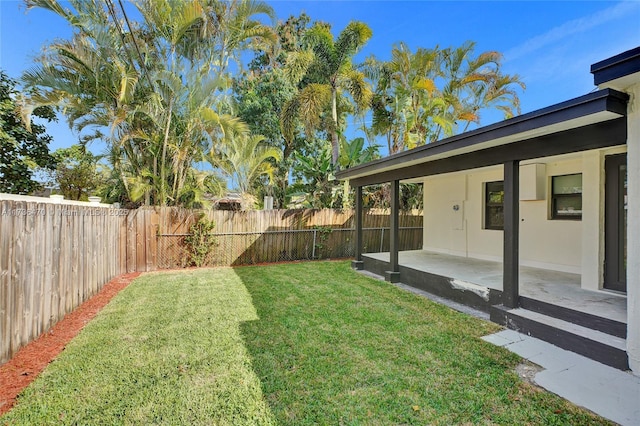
504,1 -> 640,62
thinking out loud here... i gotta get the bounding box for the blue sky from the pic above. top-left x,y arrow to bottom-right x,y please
1,0 -> 639,155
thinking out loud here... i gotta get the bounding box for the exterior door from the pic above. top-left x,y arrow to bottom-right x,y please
604,153 -> 627,292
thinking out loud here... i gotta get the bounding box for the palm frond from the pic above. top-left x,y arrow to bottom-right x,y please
340,69 -> 372,112
296,83 -> 332,136
334,21 -> 372,65
280,97 -> 300,144
284,50 -> 314,85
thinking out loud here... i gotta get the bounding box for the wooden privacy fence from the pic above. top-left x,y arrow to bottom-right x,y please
153,208 -> 423,268
0,198 -> 129,364
1,202 -> 422,364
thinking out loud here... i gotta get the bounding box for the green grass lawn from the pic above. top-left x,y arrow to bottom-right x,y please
2,261 -> 610,425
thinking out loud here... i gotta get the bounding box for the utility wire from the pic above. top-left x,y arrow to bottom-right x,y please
104,0 -> 138,76
104,0 -> 154,91
116,0 -> 155,90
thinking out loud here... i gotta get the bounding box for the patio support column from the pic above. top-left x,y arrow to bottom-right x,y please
503,160 -> 520,308
351,185 -> 364,270
385,180 -> 401,283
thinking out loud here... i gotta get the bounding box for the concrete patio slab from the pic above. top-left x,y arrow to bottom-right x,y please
366,250 -> 627,322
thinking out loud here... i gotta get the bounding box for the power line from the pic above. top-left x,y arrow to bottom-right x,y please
116,0 -> 154,90
104,0 -> 138,76
103,0 -> 154,91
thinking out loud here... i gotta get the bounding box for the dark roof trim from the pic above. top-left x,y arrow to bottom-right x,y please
349,118 -> 626,187
337,88 -> 628,183
591,46 -> 640,86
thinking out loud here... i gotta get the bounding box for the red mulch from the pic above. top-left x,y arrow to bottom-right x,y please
0,272 -> 140,416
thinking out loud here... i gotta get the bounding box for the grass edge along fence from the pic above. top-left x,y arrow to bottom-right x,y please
0,200 -> 422,365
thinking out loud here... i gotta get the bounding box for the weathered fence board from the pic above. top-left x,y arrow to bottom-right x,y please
0,200 -> 128,364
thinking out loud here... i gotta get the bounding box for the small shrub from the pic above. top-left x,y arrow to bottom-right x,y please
184,214 -> 217,267
313,225 -> 333,259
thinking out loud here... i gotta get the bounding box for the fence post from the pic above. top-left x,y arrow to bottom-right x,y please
351,186 -> 364,270
379,228 -> 385,252
312,229 -> 317,259
386,179 -> 401,282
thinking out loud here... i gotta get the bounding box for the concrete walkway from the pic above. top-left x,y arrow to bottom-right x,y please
483,330 -> 640,426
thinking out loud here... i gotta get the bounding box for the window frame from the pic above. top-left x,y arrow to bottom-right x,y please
550,173 -> 583,220
484,180 -> 504,230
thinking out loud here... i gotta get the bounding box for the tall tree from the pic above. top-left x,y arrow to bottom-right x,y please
364,41 -> 525,154
280,21 -> 373,166
233,13 -> 312,207
23,0 -> 275,206
208,132 -> 281,209
49,144 -> 104,201
439,42 -> 525,135
364,42 -> 444,153
0,70 -> 55,194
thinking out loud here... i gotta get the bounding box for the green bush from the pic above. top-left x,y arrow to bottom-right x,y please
184,214 -> 217,267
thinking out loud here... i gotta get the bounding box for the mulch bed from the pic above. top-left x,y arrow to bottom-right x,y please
0,272 -> 140,416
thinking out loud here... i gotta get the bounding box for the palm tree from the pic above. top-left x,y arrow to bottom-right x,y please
200,0 -> 276,73
24,0 -> 276,207
363,43 -> 444,153
123,70 -> 246,205
136,0 -> 275,73
24,0 -> 153,200
364,41 -> 525,152
280,21 -> 373,166
462,73 -> 525,133
208,132 -> 282,209
438,41 -> 525,140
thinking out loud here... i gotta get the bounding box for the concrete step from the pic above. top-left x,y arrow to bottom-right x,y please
491,305 -> 628,371
519,296 -> 626,338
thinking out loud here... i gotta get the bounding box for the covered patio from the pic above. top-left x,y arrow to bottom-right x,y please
364,250 -> 627,324
343,86 -> 629,309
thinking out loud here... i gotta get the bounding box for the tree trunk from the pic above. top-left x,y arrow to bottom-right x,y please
277,170 -> 289,208
160,98 -> 174,206
330,86 -> 339,166
342,179 -> 352,209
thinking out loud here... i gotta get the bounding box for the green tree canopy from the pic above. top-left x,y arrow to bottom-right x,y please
233,13 -> 313,207
49,144 -> 104,201
23,0 -> 274,207
280,20 -> 373,166
21,1 -> 526,211
0,70 -> 56,194
208,132 -> 282,209
364,41 -> 525,154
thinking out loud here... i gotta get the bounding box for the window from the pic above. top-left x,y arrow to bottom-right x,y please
551,173 -> 582,220
485,181 -> 504,230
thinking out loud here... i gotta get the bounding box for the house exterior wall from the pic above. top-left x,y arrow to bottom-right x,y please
593,50 -> 639,375
580,150 -> 605,292
624,82 -> 640,374
423,147 -> 626,281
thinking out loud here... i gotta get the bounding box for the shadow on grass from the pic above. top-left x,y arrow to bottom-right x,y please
0,263 -> 613,425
